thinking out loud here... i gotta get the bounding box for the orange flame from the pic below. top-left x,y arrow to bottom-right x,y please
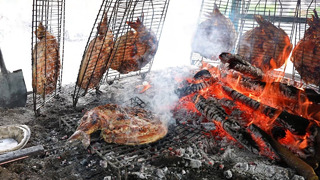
136,82 -> 152,93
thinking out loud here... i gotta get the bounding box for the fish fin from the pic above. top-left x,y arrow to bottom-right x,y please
127,16 -> 143,31
213,3 -> 220,14
67,130 -> 91,148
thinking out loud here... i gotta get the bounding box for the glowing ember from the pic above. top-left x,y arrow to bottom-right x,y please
136,81 -> 152,93
174,63 -> 319,161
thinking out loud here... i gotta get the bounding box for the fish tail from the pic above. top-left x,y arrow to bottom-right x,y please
126,17 -> 143,31
67,130 -> 91,148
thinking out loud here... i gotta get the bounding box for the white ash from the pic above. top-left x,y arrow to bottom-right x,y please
224,169 -> 233,179
231,161 -> 297,180
189,159 -> 202,169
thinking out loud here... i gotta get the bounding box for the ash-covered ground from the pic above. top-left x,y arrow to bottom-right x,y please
0,67 -> 305,180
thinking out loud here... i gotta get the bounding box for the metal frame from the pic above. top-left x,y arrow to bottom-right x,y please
191,0 -> 320,90
73,0 -> 170,107
59,111 -> 212,179
31,0 -> 66,115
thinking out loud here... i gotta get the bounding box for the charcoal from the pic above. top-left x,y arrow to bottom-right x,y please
193,94 -> 260,154
194,69 -> 212,80
305,88 -> 320,104
176,78 -> 217,98
271,126 -> 286,140
219,53 -> 265,80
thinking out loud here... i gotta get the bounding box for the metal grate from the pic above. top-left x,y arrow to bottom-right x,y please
31,0 -> 66,115
191,0 -> 320,91
59,103 -> 212,178
73,0 -> 170,107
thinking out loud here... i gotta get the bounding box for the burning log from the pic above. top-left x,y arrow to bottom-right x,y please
222,86 -> 310,135
219,53 -> 320,105
176,77 -> 217,98
219,53 -> 265,80
249,124 -> 319,180
176,69 -> 218,98
220,71 -> 320,121
193,94 -> 260,154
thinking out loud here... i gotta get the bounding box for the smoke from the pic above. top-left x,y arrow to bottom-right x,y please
108,66 -> 196,125
145,67 -> 196,125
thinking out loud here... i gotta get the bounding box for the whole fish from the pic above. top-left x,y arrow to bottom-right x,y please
32,22 -> 60,96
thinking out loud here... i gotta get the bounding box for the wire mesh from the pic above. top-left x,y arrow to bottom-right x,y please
191,0 -> 320,91
59,112 -> 210,173
73,0 -> 170,107
31,0 -> 66,115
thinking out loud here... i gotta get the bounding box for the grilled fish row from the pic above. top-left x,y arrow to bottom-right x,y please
33,14 -> 157,95
78,14 -> 158,91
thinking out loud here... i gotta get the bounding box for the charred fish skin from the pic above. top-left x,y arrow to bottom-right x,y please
32,22 -> 61,97
77,13 -> 114,91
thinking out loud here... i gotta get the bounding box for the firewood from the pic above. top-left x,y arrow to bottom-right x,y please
250,124 -> 318,180
219,52 -> 265,80
222,86 -> 310,135
193,94 -> 260,154
220,71 -> 320,121
176,78 -> 217,98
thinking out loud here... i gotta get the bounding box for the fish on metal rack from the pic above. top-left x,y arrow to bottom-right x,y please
67,104 -> 168,148
192,4 -> 237,60
109,16 -> 158,74
77,13 -> 114,90
32,22 -> 60,96
238,15 -> 292,72
291,9 -> 320,86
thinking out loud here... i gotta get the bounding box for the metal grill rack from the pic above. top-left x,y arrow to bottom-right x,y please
59,111 -> 211,178
73,0 -> 170,107
191,0 -> 320,91
31,0 -> 66,115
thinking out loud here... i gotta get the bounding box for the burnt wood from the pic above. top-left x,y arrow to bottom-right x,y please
176,78 -> 217,98
194,69 -> 212,80
193,95 -> 260,154
219,53 -> 265,80
249,124 -> 318,180
222,86 -> 310,135
0,145 -> 44,165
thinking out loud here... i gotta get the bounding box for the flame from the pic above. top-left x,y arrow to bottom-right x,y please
174,62 -> 317,160
136,81 -> 152,93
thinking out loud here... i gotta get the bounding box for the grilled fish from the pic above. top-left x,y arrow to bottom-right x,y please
238,15 -> 292,72
32,22 -> 60,96
109,16 -> 158,74
68,104 -> 168,148
291,10 -> 320,86
78,13 -> 114,90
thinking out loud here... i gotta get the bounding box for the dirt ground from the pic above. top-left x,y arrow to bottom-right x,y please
0,69 -> 308,180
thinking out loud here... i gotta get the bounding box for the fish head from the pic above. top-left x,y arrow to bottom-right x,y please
35,22 -> 46,40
